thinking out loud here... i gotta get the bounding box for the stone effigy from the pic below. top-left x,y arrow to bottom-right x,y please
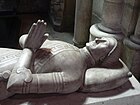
0,20 -> 131,100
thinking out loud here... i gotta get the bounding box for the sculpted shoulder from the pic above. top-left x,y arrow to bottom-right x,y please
41,40 -> 79,54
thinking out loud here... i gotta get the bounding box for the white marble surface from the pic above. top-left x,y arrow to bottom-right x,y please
0,75 -> 140,105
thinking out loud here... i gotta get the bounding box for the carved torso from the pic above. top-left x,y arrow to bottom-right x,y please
34,40 -> 86,74
0,40 -> 88,75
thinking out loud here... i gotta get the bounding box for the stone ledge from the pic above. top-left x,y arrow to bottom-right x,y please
0,75 -> 140,105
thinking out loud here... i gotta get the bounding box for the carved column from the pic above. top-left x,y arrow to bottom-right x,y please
90,0 -> 124,41
99,0 -> 123,33
123,0 -> 140,53
123,12 -> 140,79
122,0 -> 139,49
123,0 -> 140,79
129,12 -> 140,50
121,0 -> 139,36
73,0 -> 93,48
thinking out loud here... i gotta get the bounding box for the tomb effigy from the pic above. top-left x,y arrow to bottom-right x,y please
0,20 -> 132,102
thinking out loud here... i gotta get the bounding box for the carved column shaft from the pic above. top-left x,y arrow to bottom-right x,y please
98,0 -> 123,33
122,0 -> 140,80
123,0 -> 140,50
121,0 -> 139,36
73,0 -> 93,48
130,11 -> 140,46
90,0 -> 124,41
130,51 -> 140,79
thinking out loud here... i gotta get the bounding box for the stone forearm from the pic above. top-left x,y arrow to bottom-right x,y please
14,48 -> 33,69
7,72 -> 82,94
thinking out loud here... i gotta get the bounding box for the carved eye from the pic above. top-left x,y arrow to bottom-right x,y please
95,39 -> 106,44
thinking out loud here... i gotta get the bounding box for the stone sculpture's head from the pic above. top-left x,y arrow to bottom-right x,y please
86,37 -> 119,66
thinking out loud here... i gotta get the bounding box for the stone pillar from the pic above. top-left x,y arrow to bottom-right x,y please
73,0 -> 93,48
98,0 -> 123,33
123,9 -> 140,79
90,0 -> 124,41
130,12 -> 140,48
121,0 -> 139,36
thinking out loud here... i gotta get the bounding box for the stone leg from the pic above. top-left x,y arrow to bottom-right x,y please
80,59 -> 131,92
7,71 -> 83,94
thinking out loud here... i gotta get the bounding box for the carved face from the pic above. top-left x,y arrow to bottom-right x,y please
86,37 -> 117,63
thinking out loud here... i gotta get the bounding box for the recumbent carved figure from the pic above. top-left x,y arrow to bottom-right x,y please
0,20 -> 131,100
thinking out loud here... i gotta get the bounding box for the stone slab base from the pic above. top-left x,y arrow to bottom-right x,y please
0,75 -> 140,105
